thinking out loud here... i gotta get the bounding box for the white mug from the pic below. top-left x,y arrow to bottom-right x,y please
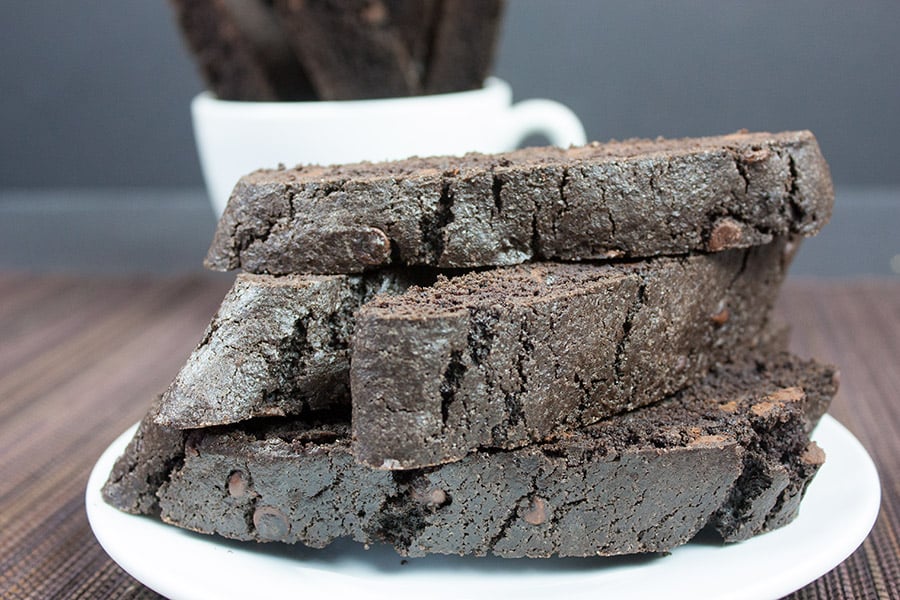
192,78 -> 587,216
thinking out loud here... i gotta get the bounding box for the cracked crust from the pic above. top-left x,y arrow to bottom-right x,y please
351,237 -> 793,469
104,352 -> 836,557
101,397 -> 186,516
154,270 -> 425,429
205,130 -> 833,274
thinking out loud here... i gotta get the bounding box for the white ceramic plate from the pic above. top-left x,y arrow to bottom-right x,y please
87,415 -> 880,600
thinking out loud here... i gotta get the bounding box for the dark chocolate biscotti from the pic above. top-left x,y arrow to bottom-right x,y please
205,130 -> 832,275
273,0 -> 422,100
272,0 -> 504,100
157,236 -> 788,434
154,270 -> 426,430
103,353 -> 837,557
169,0 -> 315,101
352,237 -> 793,469
423,0 -> 506,95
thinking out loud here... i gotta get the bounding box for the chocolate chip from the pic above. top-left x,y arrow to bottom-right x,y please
426,488 -> 448,506
710,307 -> 730,326
523,497 -> 547,525
349,228 -> 391,266
227,470 -> 247,497
707,218 -> 743,252
253,505 -> 291,540
412,487 -> 449,508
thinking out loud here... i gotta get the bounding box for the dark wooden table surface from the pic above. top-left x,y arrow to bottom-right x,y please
1,273 -> 897,599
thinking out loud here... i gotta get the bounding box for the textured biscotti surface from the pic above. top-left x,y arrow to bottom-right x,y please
206,130 -> 833,274
137,353 -> 835,558
351,238 -> 792,469
154,270 -> 421,429
101,397 -> 185,516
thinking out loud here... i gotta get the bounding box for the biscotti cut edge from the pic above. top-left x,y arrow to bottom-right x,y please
204,130 -> 833,274
351,237 -> 793,469
146,353 -> 836,557
154,269 -> 422,430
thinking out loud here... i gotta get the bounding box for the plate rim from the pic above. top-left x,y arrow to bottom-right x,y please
86,414 -> 881,600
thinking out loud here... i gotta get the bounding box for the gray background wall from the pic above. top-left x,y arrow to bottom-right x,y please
1,1 -> 899,274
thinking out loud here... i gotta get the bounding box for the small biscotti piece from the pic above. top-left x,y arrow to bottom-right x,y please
272,0 -> 504,99
423,0 -> 506,94
154,270 -> 421,429
206,130 -> 832,274
140,353 -> 836,558
352,237 -> 792,469
169,0 -> 315,100
273,0 -> 422,100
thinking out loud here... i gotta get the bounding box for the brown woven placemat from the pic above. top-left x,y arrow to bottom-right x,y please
0,274 -> 896,599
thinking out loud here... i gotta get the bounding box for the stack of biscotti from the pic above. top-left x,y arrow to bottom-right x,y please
168,0 -> 506,100
103,130 -> 839,558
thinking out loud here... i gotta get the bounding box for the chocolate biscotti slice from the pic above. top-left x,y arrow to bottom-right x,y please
271,0 -> 504,100
273,0 -> 423,100
206,130 -> 832,275
423,0 -> 506,95
352,237 -> 793,469
169,0 -> 315,101
120,353 -> 836,558
154,270 -> 425,430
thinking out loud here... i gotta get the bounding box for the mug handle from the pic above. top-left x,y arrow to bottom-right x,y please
505,99 -> 587,149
